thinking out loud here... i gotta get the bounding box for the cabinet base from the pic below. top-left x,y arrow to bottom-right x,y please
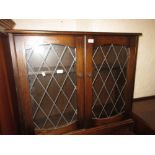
67,119 -> 134,135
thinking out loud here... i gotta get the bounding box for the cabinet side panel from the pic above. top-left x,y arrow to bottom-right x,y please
13,36 -> 34,134
0,33 -> 18,134
125,36 -> 139,116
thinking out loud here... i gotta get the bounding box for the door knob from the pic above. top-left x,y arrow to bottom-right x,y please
87,73 -> 92,78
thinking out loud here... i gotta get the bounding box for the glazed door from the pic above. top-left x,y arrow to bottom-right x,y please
14,35 -> 84,134
85,35 -> 137,127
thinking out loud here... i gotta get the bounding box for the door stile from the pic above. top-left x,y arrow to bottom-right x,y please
75,36 -> 85,128
14,36 -> 34,134
84,35 -> 94,128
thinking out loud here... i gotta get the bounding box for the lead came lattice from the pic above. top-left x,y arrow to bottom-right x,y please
25,43 -> 77,129
92,44 -> 130,119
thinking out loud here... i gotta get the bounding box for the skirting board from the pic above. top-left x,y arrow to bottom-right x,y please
133,95 -> 155,102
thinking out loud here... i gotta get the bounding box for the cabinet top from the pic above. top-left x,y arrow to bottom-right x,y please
6,29 -> 142,36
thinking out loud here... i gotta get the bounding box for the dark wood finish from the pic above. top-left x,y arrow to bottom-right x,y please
84,36 -> 93,128
13,35 -> 76,47
8,33 -> 22,134
88,35 -> 137,127
12,34 -> 86,134
133,95 -> 155,102
9,31 -> 141,134
124,36 -> 139,117
92,113 -> 125,126
94,36 -> 130,47
0,33 -> 19,134
0,19 -> 15,30
6,29 -> 142,36
13,36 -> 34,134
35,122 -> 78,135
67,119 -> 134,135
76,36 -> 85,128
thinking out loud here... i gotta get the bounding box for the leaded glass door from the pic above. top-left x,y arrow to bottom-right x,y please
85,36 -> 131,127
13,33 -> 139,134
14,35 -> 84,134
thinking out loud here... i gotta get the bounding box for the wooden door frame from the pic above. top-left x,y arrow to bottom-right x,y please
8,31 -> 141,134
9,34 -> 85,134
84,35 -> 140,127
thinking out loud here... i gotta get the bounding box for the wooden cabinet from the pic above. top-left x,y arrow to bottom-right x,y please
9,31 -> 141,134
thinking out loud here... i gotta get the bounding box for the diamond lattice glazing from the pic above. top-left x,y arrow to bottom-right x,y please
25,44 -> 77,129
92,44 -> 130,118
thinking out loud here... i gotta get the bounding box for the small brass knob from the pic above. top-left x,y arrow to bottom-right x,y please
87,73 -> 92,78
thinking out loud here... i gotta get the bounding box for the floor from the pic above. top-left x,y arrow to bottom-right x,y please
132,98 -> 155,134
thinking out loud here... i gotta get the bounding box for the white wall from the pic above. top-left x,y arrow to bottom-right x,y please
13,19 -> 155,98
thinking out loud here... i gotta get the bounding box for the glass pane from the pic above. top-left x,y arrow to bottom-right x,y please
25,44 -> 77,129
92,44 -> 130,119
